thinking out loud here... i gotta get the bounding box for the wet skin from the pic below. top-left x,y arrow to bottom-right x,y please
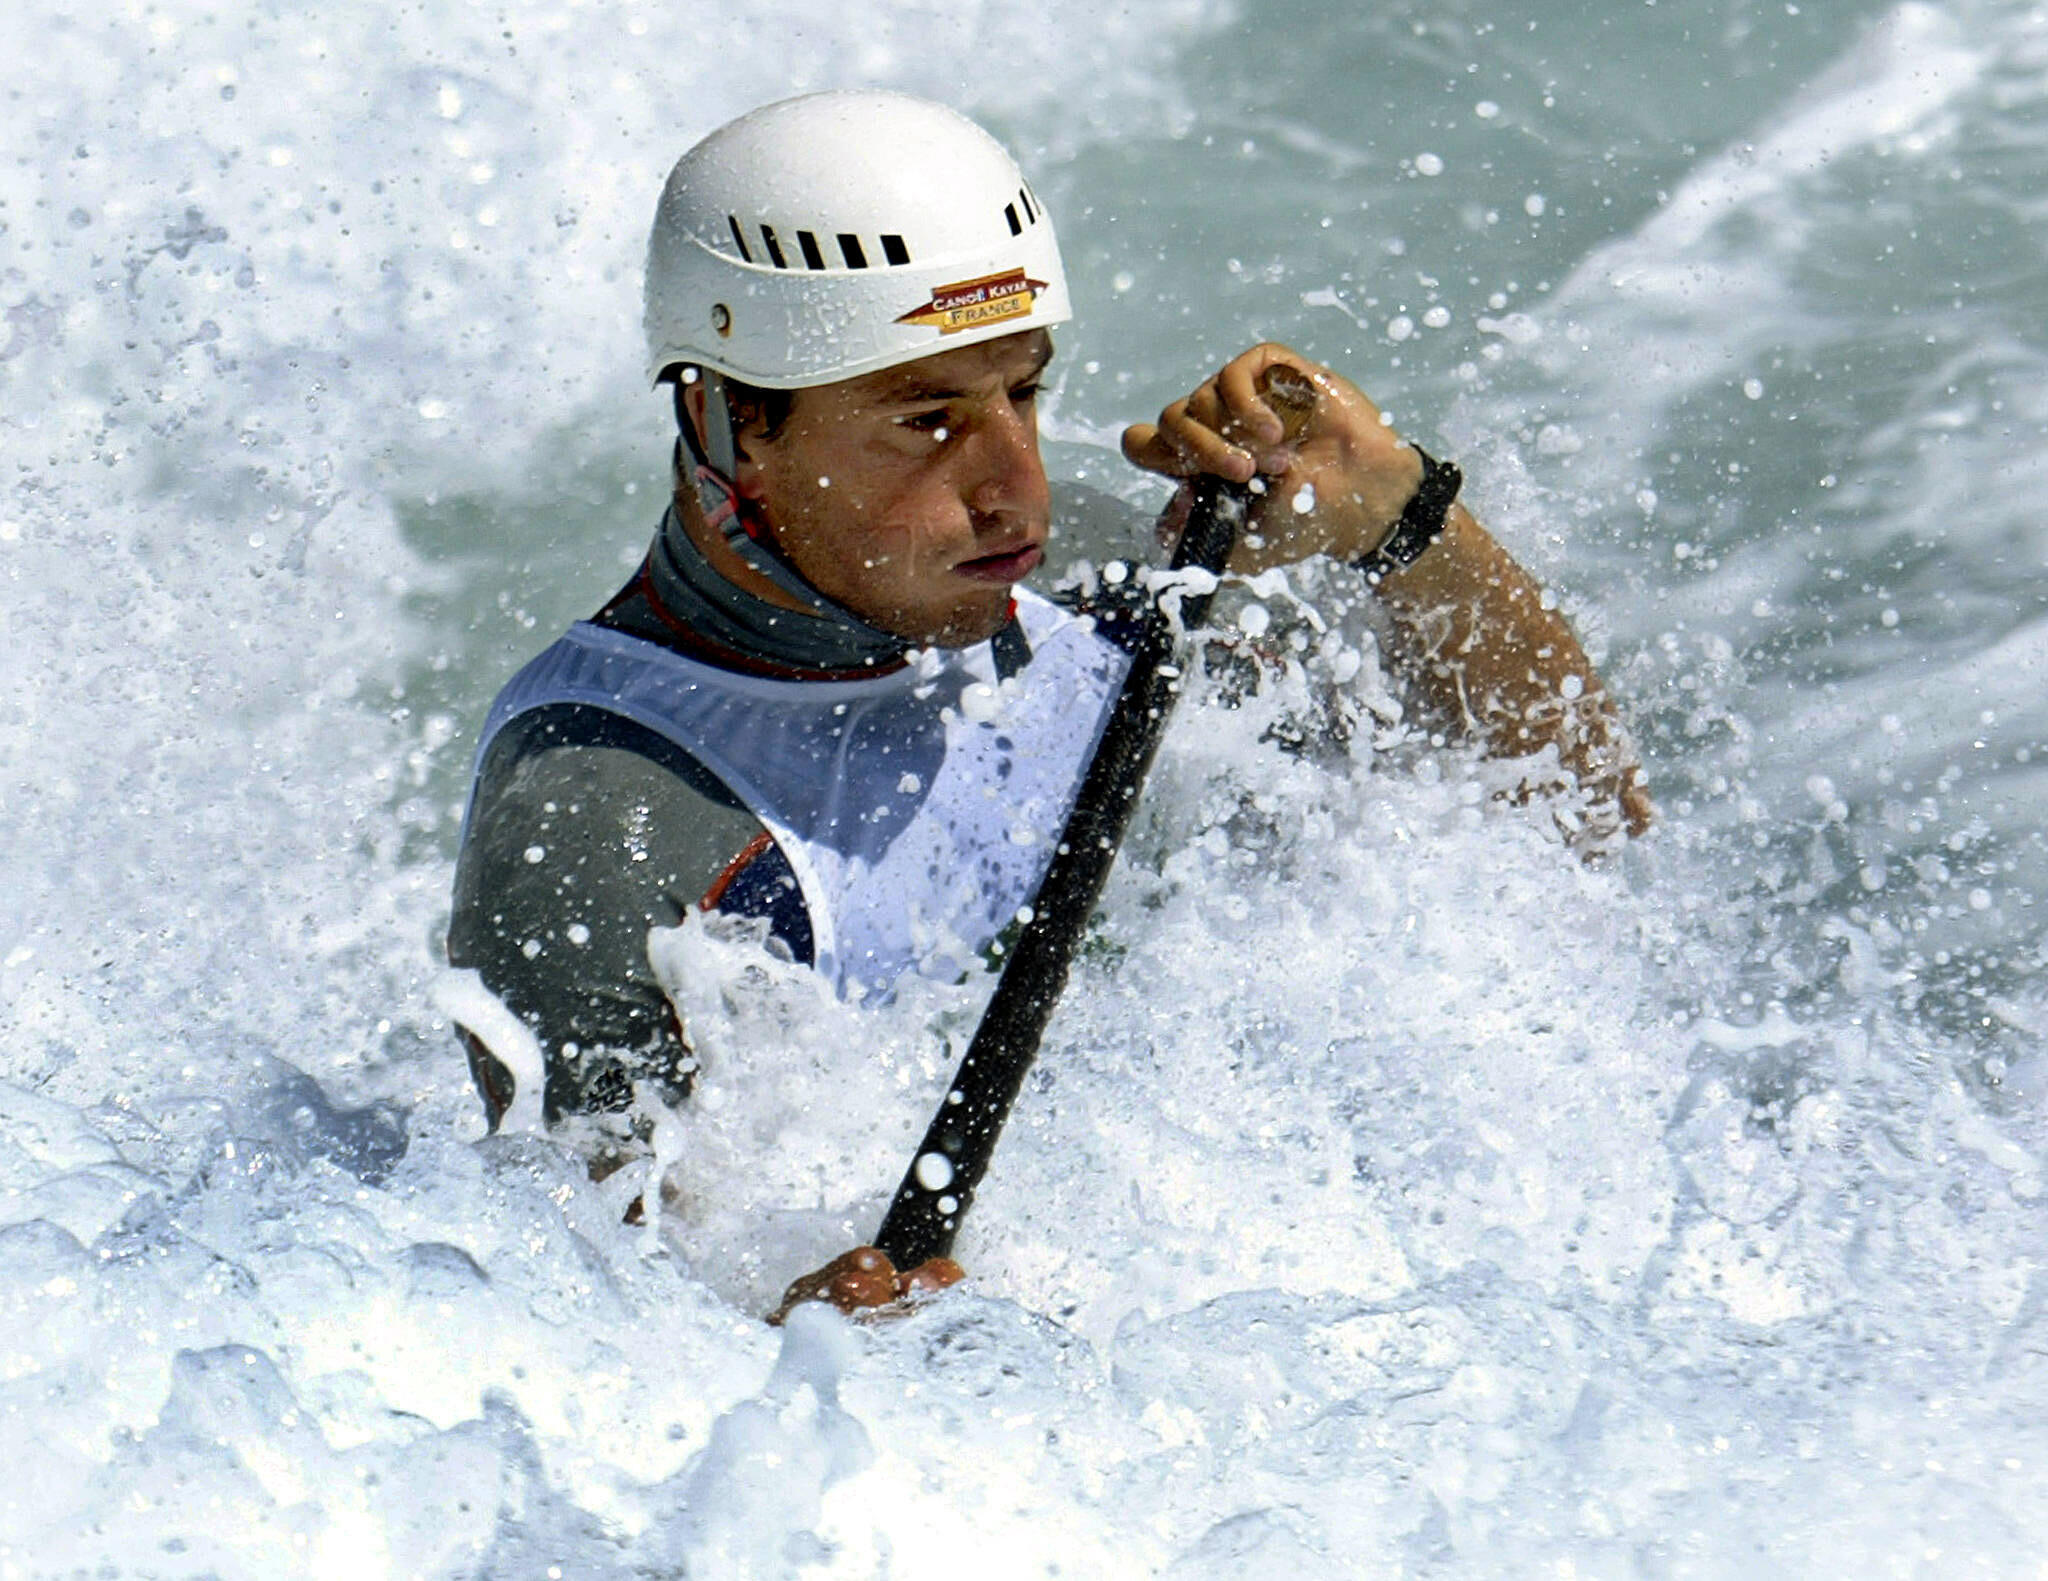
692,329 -> 1055,650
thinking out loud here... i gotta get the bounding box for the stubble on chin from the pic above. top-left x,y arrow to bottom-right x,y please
890,593 -> 1013,651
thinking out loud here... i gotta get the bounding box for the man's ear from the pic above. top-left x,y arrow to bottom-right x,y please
682,380 -> 770,502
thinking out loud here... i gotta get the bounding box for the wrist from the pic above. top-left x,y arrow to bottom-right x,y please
1354,446 -> 1462,584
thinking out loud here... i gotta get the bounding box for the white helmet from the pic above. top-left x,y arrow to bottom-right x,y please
644,90 -> 1071,391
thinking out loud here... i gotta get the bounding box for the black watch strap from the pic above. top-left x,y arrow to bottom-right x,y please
1355,446 -> 1462,584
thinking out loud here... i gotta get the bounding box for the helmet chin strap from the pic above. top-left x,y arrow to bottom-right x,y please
699,369 -> 739,480
674,369 -> 739,480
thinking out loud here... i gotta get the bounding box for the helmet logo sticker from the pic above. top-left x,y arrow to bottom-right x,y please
895,268 -> 1047,335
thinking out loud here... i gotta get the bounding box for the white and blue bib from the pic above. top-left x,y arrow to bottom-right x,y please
470,590 -> 1130,998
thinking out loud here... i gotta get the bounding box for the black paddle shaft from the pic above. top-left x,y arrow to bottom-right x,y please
873,365 -> 1317,1270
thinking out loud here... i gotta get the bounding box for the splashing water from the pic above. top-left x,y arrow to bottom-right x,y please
5,0 -> 2047,1574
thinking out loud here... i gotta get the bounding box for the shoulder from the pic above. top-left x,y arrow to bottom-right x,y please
458,703 -> 760,922
471,700 -> 745,819
447,702 -> 771,1122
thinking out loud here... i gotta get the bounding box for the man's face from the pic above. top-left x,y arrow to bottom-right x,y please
733,330 -> 1053,648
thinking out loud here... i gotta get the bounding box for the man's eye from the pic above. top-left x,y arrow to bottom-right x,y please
897,409 -> 952,434
1011,383 -> 1042,405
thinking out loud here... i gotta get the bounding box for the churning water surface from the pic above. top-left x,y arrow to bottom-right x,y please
4,0 -> 2047,1575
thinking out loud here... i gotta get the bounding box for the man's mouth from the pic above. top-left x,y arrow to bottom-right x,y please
954,543 -> 1044,583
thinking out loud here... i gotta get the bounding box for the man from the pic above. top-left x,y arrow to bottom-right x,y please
448,90 -> 1650,1320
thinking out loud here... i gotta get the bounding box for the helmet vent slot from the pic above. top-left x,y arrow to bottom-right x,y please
1004,202 -> 1021,236
730,222 -> 904,270
1018,187 -> 1036,224
726,215 -> 754,264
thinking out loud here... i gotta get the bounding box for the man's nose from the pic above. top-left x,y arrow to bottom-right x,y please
966,399 -> 1045,519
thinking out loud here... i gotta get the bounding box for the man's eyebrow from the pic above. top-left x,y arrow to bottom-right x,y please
872,346 -> 1054,403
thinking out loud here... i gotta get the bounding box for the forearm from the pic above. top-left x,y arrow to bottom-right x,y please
1119,342 -> 1650,839
1371,504 -> 1652,837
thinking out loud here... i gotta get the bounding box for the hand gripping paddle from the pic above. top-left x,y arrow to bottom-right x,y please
873,364 -> 1319,1270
